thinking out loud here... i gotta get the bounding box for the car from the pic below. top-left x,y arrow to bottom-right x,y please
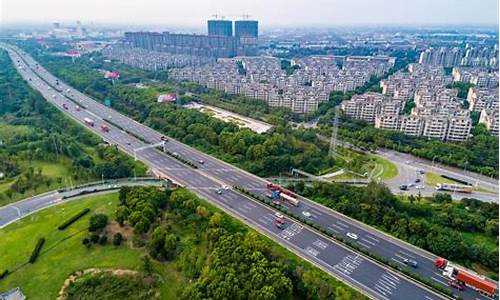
415,185 -> 424,190
346,232 -> 358,240
275,212 -> 284,219
172,152 -> 179,157
272,200 -> 281,206
275,219 -> 285,229
399,185 -> 408,191
403,258 -> 418,268
75,106 -> 81,111
222,185 -> 229,190
408,183 -> 415,187
302,211 -> 312,218
265,192 -> 274,199
198,159 -> 204,164
415,178 -> 421,183
52,94 -> 56,99
417,169 -> 425,175
161,135 -> 168,141
216,189 -> 222,195
126,141 -> 131,145
448,280 -> 464,291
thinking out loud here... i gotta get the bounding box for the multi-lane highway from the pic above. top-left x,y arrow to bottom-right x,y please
3,43 -> 496,300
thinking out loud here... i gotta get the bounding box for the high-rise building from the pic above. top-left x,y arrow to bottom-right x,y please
207,20 -> 233,37
234,20 -> 258,38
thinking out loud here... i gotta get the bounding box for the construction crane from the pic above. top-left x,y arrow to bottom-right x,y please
210,14 -> 253,20
211,14 -> 226,20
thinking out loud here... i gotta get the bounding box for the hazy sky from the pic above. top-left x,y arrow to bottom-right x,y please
1,0 -> 498,27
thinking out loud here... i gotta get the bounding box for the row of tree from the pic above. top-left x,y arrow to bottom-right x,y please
294,182 -> 499,277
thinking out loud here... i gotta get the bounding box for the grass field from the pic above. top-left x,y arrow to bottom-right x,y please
0,193 -> 146,299
370,155 -> 399,180
0,159 -> 79,206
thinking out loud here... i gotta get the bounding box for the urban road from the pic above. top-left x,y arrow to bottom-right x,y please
3,43 -> 496,300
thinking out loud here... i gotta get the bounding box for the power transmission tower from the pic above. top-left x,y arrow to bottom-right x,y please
329,107 -> 339,158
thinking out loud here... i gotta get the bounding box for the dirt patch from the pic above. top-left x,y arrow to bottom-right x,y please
108,221 -> 134,241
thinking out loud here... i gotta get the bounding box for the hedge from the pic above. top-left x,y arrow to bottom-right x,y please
57,208 -> 91,230
29,238 -> 45,264
0,270 -> 8,280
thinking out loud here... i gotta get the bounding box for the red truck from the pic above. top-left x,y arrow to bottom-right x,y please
436,258 -> 498,297
100,124 -> 110,132
266,183 -> 300,206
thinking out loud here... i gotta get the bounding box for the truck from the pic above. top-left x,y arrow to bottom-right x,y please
83,117 -> 94,127
100,124 -> 110,132
266,183 -> 297,197
435,183 -> 473,193
280,193 -> 300,207
436,258 -> 498,297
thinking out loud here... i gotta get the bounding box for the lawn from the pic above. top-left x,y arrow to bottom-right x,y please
0,193 -> 145,299
0,159 -> 80,206
370,155 -> 399,180
425,171 -> 458,186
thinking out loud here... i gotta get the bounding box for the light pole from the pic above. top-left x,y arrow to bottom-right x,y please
463,161 -> 469,174
432,156 -> 438,170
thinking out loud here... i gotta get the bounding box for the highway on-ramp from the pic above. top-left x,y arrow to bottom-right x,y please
0,179 -> 162,229
3,43 -> 495,300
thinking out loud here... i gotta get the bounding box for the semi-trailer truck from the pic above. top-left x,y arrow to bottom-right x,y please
436,258 -> 498,297
266,183 -> 300,206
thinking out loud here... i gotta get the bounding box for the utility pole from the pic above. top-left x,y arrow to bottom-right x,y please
329,107 -> 339,158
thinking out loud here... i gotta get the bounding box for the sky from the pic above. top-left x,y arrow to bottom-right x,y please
1,0 -> 498,28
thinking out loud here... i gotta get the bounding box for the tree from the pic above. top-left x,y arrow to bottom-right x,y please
98,235 -> 108,245
164,234 -> 177,260
89,213 -> 108,232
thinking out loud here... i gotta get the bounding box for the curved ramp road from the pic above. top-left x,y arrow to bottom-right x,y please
3,43 -> 496,300
0,180 -> 162,229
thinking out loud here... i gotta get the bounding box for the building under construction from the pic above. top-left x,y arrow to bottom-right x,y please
124,18 -> 258,58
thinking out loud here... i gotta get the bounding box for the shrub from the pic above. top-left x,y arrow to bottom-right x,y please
29,237 -> 45,264
58,208 -> 90,230
82,237 -> 90,245
89,213 -> 108,232
90,233 -> 100,243
99,235 -> 108,245
0,270 -> 8,280
113,233 -> 123,246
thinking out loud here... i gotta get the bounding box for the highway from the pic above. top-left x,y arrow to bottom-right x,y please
3,43 -> 496,300
0,179 -> 162,229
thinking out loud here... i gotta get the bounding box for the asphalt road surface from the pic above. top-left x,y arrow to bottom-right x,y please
3,43 -> 496,300
0,179 -> 162,229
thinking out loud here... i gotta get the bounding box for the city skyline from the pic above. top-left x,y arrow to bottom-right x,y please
1,0 -> 499,27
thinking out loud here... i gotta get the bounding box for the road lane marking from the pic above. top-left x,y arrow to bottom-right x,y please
361,237 -> 376,246
357,241 -> 372,249
431,276 -> 448,286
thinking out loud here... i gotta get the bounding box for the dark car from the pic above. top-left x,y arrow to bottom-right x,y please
415,178 -> 421,183
399,185 -> 408,191
449,280 -> 464,291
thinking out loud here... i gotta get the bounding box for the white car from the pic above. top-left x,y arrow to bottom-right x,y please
222,185 -> 229,190
302,211 -> 312,218
415,185 -> 424,190
346,232 -> 359,240
275,212 -> 284,219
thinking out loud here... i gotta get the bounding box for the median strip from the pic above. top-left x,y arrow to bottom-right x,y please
233,185 -> 456,299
